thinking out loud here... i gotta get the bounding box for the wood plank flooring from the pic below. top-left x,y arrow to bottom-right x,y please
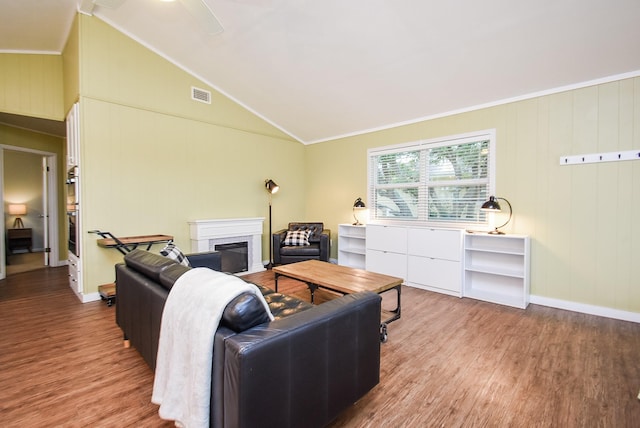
1,266 -> 639,427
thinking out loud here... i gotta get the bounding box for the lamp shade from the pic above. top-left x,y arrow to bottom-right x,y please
480,196 -> 501,211
9,204 -> 27,216
265,179 -> 279,194
353,197 -> 366,209
480,196 -> 512,234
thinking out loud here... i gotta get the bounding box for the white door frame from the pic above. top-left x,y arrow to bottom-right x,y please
0,145 -> 60,278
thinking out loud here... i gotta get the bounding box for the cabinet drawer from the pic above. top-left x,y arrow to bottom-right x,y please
366,249 -> 406,280
408,255 -> 461,293
407,228 -> 461,261
366,225 -> 407,253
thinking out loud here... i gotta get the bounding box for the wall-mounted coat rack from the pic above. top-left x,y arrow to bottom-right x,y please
560,149 -> 640,166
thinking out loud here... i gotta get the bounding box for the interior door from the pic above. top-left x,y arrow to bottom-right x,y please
42,156 -> 50,266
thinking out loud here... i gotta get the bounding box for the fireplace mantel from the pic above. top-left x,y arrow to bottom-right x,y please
188,217 -> 265,274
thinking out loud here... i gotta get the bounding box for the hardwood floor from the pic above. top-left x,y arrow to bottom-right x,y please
1,266 -> 639,427
5,251 -> 46,276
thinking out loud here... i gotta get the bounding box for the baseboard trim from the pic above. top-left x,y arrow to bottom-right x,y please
530,295 -> 640,323
82,292 -> 101,303
70,285 -> 101,304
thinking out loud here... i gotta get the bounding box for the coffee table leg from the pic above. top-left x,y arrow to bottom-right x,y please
274,273 -> 280,292
305,282 -> 318,304
382,284 -> 401,324
379,284 -> 401,343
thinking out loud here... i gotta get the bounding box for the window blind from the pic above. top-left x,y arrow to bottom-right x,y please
368,130 -> 495,226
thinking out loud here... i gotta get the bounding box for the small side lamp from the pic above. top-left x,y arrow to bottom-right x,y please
480,196 -> 512,234
352,197 -> 366,226
9,204 -> 27,228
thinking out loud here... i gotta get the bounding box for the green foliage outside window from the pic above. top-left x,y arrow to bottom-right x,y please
370,138 -> 491,224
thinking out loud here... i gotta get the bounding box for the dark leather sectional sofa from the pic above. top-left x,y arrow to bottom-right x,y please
115,249 -> 382,428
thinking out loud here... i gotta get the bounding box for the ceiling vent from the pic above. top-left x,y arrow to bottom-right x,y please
191,86 -> 212,104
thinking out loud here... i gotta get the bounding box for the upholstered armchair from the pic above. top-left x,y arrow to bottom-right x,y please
272,222 -> 331,265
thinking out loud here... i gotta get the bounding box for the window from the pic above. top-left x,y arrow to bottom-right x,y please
368,130 -> 495,227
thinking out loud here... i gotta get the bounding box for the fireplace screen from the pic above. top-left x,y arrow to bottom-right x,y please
215,241 -> 248,273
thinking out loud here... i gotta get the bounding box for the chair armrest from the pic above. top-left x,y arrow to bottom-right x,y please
186,251 -> 222,271
272,229 -> 288,264
319,229 -> 331,262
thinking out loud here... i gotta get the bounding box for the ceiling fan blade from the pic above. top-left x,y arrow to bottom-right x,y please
92,0 -> 126,8
178,0 -> 224,35
79,0 -> 126,15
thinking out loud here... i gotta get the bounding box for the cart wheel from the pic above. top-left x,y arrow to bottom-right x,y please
380,323 -> 388,343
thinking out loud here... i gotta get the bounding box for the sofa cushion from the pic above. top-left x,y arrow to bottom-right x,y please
283,230 -> 311,246
221,292 -> 273,332
124,249 -> 178,283
287,222 -> 324,242
280,243 -> 320,256
159,263 -> 191,290
160,265 -> 273,331
263,292 -> 313,320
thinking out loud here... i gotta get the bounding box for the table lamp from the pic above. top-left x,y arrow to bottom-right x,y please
352,197 -> 366,226
9,204 -> 27,228
480,196 -> 512,234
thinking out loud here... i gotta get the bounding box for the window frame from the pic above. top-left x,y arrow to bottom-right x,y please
367,129 -> 496,229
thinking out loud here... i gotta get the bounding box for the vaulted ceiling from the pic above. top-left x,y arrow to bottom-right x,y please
1,0 -> 640,143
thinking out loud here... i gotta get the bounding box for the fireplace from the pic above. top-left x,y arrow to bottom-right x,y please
215,241 -> 248,273
188,218 -> 265,274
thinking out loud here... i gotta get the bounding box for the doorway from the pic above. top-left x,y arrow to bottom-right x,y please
1,147 -> 59,279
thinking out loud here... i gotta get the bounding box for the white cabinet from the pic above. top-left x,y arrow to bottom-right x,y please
407,228 -> 462,296
68,252 -> 83,294
365,224 -> 407,280
66,102 -> 80,168
463,233 -> 530,309
338,224 -> 366,269
66,102 -> 83,297
365,224 -> 462,294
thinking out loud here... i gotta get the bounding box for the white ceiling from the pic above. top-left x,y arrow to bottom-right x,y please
1,0 -> 640,143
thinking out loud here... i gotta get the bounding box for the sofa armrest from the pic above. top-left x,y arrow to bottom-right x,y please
221,291 -> 381,428
187,251 -> 222,271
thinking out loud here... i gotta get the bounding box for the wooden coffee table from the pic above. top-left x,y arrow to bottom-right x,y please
273,260 -> 402,341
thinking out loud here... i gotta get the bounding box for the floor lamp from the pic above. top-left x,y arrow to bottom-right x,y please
265,179 -> 279,269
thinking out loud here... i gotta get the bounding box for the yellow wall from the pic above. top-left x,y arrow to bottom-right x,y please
78,16 -> 293,142
2,14 -> 639,316
0,54 -> 64,121
307,77 -> 640,313
76,15 -> 306,290
62,14 -> 80,114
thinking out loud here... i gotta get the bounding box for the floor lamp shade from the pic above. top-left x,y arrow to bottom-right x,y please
265,179 -> 279,194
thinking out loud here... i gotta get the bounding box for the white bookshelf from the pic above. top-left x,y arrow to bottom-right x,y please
463,232 -> 530,309
338,224 -> 367,269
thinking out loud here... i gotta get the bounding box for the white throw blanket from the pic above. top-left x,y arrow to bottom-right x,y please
151,268 -> 273,428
